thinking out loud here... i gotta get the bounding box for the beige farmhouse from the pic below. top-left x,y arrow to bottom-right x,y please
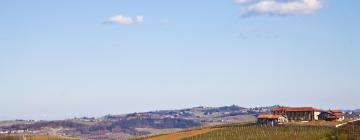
272,107 -> 321,121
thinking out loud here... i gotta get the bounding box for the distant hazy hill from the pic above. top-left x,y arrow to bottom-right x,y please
0,105 -> 275,139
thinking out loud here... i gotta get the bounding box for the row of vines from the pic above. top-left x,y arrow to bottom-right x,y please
184,121 -> 360,140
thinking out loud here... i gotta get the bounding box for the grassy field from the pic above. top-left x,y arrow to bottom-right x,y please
0,135 -> 78,140
183,121 -> 360,140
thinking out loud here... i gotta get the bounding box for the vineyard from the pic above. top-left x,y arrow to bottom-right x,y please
333,120 -> 360,140
184,121 -> 360,140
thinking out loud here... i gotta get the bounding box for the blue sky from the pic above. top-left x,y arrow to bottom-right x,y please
0,0 -> 359,120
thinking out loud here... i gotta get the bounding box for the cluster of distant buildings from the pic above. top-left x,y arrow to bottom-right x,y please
257,107 -> 346,126
0,129 -> 39,134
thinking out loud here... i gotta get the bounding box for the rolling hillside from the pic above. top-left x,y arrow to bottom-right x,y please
0,105 -> 268,139
146,121 -> 360,140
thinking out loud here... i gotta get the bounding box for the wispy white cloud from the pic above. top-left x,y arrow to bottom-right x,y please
107,15 -> 144,25
235,0 -> 323,17
135,16 -> 144,23
235,0 -> 256,4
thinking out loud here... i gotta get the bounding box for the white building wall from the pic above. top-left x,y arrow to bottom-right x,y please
314,111 -> 321,120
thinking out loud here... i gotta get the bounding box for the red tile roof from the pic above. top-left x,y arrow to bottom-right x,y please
329,110 -> 342,113
257,114 -> 285,119
329,110 -> 344,118
272,107 -> 320,112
